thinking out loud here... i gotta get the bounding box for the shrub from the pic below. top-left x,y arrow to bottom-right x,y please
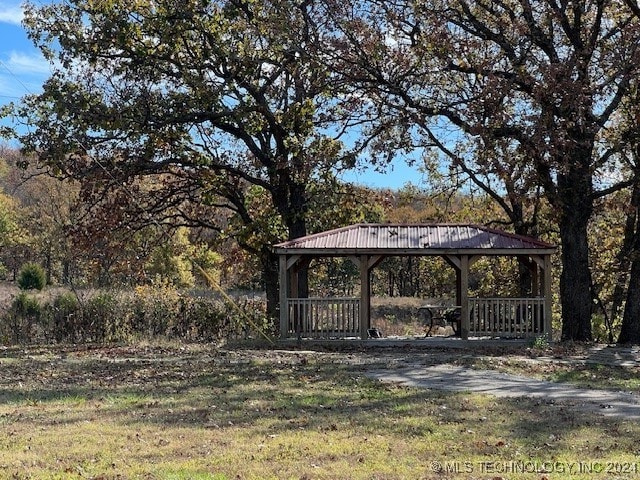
132,284 -> 182,338
529,334 -> 551,351
50,292 -> 81,342
179,296 -> 230,341
4,292 -> 42,343
85,292 -> 122,342
0,285 -> 270,346
17,263 -> 46,291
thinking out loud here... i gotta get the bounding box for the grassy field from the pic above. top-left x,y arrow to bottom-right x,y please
0,343 -> 639,479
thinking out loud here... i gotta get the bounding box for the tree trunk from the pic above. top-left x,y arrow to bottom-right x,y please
260,247 -> 280,332
611,176 -> 640,343
559,218 -> 593,341
514,221 -> 535,297
549,152 -> 593,341
618,255 -> 640,344
557,167 -> 594,341
617,179 -> 640,344
272,177 -> 309,299
611,268 -> 631,332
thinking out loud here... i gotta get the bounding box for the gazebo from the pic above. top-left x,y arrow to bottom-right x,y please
274,223 -> 556,340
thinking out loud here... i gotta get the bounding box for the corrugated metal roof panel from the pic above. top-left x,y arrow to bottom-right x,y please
274,223 -> 555,252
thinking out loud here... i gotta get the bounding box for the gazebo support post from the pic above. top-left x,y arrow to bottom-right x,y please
445,254 -> 470,340
459,255 -> 470,340
543,254 -> 553,339
359,254 -> 371,340
278,255 -> 307,339
530,254 -> 553,339
278,255 -> 290,338
455,268 -> 462,311
351,255 -> 384,340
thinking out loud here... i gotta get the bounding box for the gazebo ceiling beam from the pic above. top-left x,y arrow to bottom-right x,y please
349,254 -> 386,270
444,255 -> 461,270
286,255 -> 303,270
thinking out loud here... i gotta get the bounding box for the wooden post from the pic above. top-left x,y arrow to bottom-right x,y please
359,254 -> 370,340
444,255 -> 462,305
531,260 -> 540,297
543,254 -> 553,339
279,255 -> 289,339
460,255 -> 470,340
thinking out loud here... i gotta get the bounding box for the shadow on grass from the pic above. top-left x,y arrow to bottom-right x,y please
0,344 -> 637,465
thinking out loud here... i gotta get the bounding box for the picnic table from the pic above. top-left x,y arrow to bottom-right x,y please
419,304 -> 461,337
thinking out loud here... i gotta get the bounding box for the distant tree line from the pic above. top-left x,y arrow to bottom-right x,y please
0,149 -> 633,343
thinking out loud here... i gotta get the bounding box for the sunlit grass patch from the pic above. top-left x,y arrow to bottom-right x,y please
159,471 -> 228,480
102,392 -> 156,408
0,345 -> 638,479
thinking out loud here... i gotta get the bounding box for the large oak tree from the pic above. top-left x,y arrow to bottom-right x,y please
9,0 -> 365,319
326,0 -> 640,340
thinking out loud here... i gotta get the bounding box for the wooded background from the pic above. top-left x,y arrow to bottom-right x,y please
2,0 -> 640,343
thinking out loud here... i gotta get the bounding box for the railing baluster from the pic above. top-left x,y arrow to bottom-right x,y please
286,297 -> 547,340
467,297 -> 547,338
285,298 -> 361,338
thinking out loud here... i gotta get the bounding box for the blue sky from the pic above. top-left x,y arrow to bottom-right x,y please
342,159 -> 425,190
0,2 -> 48,103
0,1 -> 424,190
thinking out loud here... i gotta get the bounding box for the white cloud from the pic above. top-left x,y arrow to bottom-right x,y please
5,51 -> 51,76
0,51 -> 49,99
0,3 -> 23,25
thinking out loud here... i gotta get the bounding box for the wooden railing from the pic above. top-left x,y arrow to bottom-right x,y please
284,297 -> 546,339
286,298 -> 360,338
469,297 -> 545,338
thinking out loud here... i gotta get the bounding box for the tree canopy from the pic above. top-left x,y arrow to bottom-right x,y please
4,0 -> 640,341
323,0 -> 640,340
12,0 -> 377,317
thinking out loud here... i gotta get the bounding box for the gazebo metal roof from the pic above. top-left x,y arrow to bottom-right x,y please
274,223 -> 555,256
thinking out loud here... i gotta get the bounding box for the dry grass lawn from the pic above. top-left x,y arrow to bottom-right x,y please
0,343 -> 639,479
